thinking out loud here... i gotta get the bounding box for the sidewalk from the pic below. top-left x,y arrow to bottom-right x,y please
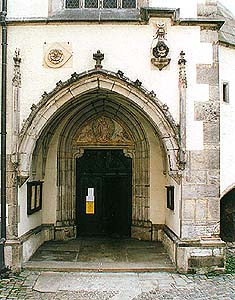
0,270 -> 235,300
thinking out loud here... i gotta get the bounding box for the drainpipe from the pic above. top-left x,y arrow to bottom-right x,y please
0,0 -> 7,274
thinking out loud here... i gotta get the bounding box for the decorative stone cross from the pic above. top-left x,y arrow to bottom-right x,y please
93,50 -> 104,69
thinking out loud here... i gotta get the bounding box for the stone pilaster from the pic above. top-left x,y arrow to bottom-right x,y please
181,28 -> 220,240
176,26 -> 224,273
7,49 -> 22,240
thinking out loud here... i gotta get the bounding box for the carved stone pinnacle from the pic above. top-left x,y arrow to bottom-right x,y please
93,50 -> 104,69
178,50 -> 186,65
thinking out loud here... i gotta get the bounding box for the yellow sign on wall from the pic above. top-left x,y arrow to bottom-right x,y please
86,201 -> 95,214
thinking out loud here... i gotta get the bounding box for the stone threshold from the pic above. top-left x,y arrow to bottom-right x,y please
23,261 -> 176,273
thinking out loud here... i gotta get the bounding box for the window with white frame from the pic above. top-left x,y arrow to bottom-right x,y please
222,81 -> 229,103
65,0 -> 137,8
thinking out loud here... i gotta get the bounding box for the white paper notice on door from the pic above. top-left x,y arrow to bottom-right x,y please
86,188 -> 95,214
86,188 -> 95,202
88,188 -> 94,197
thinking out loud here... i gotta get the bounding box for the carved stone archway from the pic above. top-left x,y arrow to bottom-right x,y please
56,107 -> 150,238
18,68 -> 182,183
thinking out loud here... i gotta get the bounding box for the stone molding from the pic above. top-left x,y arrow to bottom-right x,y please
6,8 -> 224,28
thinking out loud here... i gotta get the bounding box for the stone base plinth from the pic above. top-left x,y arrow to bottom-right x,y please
5,224 -> 54,272
54,226 -> 76,240
176,237 -> 226,274
131,223 -> 152,240
160,227 -> 226,274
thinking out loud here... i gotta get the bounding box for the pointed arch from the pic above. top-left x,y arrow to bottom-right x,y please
18,68 -> 182,181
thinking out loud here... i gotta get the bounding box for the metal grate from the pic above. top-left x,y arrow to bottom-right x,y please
122,0 -> 136,8
103,0 -> 117,8
84,0 -> 99,7
66,0 -> 80,8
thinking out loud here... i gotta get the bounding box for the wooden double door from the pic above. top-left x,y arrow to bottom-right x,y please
76,150 -> 132,237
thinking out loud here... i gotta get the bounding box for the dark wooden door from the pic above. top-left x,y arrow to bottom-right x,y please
76,150 -> 132,237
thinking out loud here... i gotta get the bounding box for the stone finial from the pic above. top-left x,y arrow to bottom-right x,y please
149,90 -> 156,98
12,48 -> 22,87
13,48 -> 21,65
117,70 -> 124,77
178,51 -> 187,88
93,50 -> 104,69
178,50 -> 186,66
42,91 -> 48,98
134,79 -> 142,87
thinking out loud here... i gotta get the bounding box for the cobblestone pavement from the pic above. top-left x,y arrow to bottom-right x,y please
0,270 -> 235,300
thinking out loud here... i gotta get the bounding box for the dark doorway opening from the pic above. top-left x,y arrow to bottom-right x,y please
220,189 -> 235,242
76,149 -> 132,237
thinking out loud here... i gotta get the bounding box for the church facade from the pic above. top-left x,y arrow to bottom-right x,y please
1,0 -> 235,273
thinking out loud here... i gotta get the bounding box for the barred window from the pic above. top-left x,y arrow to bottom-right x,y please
66,0 -> 80,8
122,0 -> 136,8
84,0 -> 98,8
103,0 -> 117,8
65,0 -> 136,8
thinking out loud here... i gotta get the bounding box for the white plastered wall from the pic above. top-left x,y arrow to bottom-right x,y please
18,180 -> 42,237
8,0 -> 49,18
151,0 -> 198,18
41,130 -> 59,225
8,21 -> 211,129
220,45 -> 235,196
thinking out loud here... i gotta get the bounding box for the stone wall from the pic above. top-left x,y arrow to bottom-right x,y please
181,28 -> 220,240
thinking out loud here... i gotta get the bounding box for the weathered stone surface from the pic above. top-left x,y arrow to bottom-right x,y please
185,170 -> 207,184
189,150 -> 220,171
182,184 -> 219,199
131,225 -> 152,241
197,65 -> 219,85
200,29 -> 219,43
207,170 -> 220,185
203,121 -> 220,144
194,101 -> 219,121
195,200 -> 208,221
207,198 -> 220,220
188,256 -> 224,268
209,85 -> 220,102
181,222 -> 221,238
1,270 -> 235,300
191,248 -> 212,257
183,199 -> 196,220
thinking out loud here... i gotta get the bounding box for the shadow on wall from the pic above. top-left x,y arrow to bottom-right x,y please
220,188 -> 235,242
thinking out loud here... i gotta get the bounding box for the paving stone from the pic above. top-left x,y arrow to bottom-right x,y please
1,263 -> 235,299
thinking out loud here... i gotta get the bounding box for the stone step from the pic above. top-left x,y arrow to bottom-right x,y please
23,261 -> 176,273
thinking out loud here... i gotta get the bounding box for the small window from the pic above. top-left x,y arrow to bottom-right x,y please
222,81 -> 229,103
166,186 -> 174,211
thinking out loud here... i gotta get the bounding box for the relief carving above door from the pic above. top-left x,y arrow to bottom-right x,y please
74,116 -> 134,146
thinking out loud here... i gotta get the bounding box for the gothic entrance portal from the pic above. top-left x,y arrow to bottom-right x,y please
76,149 -> 132,237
